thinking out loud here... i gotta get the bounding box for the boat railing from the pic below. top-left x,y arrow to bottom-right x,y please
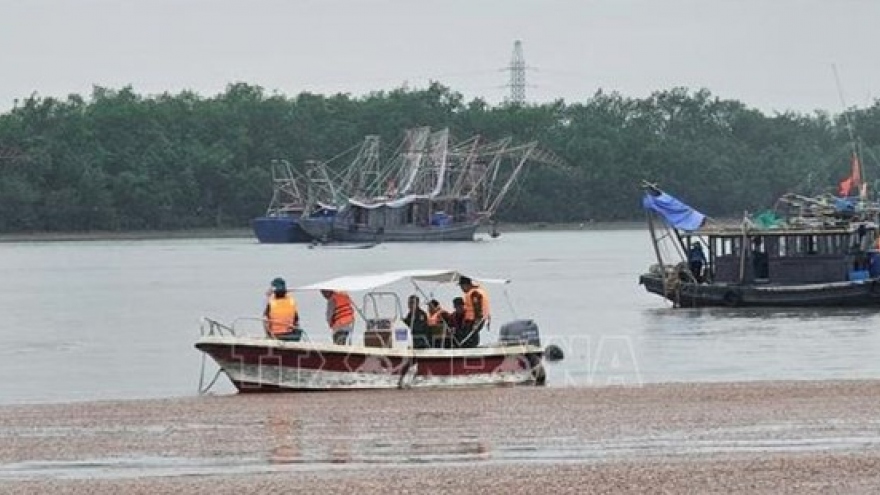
199,316 -> 313,342
200,317 -> 238,337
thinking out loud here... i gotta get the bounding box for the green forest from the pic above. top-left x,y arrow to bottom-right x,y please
1,82 -> 879,233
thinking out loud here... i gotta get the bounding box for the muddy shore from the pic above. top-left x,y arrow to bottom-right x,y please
2,380 -> 879,493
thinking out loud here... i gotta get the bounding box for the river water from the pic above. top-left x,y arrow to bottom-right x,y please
2,229 -> 879,405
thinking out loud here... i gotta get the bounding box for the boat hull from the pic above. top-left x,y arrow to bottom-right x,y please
300,218 -> 479,242
639,273 -> 880,307
251,216 -> 313,243
195,337 -> 544,392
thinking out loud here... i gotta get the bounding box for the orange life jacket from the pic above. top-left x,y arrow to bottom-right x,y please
427,307 -> 446,326
463,286 -> 490,322
329,292 -> 355,329
268,295 -> 298,336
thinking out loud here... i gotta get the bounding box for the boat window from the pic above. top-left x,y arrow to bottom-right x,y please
751,236 -> 764,253
824,235 -> 843,255
806,236 -> 817,255
720,237 -> 737,256
711,238 -> 722,256
784,236 -> 796,257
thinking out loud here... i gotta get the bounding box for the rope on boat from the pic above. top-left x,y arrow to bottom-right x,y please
197,351 -> 224,395
196,317 -> 228,395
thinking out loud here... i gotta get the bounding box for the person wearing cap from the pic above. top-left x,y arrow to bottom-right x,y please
321,289 -> 355,345
457,275 -> 490,348
263,277 -> 301,341
687,242 -> 706,283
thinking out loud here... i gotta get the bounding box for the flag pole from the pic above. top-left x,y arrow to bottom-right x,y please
833,64 -> 866,200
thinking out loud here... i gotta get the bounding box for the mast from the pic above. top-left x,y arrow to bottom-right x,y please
397,127 -> 430,196
833,64 -> 867,200
427,129 -> 450,198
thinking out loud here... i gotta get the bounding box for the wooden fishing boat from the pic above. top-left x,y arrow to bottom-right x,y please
195,270 -> 550,392
638,178 -> 880,308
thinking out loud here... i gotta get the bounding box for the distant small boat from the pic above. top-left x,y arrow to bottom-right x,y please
308,241 -> 379,250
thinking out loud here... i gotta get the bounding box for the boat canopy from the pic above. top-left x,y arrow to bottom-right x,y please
348,194 -> 431,210
295,269 -> 510,292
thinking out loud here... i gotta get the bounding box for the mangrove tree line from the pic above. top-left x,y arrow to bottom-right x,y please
0,82 -> 878,232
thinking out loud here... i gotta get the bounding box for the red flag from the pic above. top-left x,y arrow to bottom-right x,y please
839,177 -> 854,196
838,153 -> 861,196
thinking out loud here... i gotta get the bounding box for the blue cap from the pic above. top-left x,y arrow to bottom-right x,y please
271,277 -> 286,291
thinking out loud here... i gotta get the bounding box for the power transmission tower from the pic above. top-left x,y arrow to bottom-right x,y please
507,40 -> 527,105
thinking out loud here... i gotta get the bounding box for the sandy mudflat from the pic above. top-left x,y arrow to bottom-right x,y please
2,381 -> 880,494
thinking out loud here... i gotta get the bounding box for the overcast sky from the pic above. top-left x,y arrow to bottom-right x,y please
1,0 -> 878,115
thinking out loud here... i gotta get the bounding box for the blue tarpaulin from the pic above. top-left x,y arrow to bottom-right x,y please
834,197 -> 856,213
642,192 -> 706,231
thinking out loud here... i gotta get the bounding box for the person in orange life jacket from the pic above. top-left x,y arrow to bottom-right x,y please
263,277 -> 301,341
426,299 -> 452,348
320,289 -> 355,345
403,294 -> 430,349
457,276 -> 489,348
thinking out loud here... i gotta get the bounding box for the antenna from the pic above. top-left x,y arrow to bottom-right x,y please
832,64 -> 857,151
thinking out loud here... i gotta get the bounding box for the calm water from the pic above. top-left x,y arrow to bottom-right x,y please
2,229 -> 880,405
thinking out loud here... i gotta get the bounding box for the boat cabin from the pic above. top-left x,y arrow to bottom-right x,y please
346,196 -> 476,230
689,223 -> 880,285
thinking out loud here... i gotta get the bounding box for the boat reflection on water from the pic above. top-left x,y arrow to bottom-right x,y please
262,403 -> 492,465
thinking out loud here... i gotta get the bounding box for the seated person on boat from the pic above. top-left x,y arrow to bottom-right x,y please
404,295 -> 431,349
264,277 -> 302,341
426,299 -> 454,348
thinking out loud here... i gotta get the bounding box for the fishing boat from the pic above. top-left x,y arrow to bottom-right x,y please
638,171 -> 880,308
307,240 -> 380,250
299,127 -> 565,243
251,160 -> 339,243
194,269 -> 552,393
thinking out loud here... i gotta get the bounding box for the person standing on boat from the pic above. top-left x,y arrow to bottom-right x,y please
264,277 -> 301,341
320,290 -> 355,345
687,242 -> 707,283
457,276 -> 490,348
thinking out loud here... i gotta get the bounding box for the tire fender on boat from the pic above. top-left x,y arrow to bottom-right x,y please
722,290 -> 742,307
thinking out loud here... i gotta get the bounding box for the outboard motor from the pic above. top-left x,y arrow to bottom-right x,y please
498,319 -> 541,347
